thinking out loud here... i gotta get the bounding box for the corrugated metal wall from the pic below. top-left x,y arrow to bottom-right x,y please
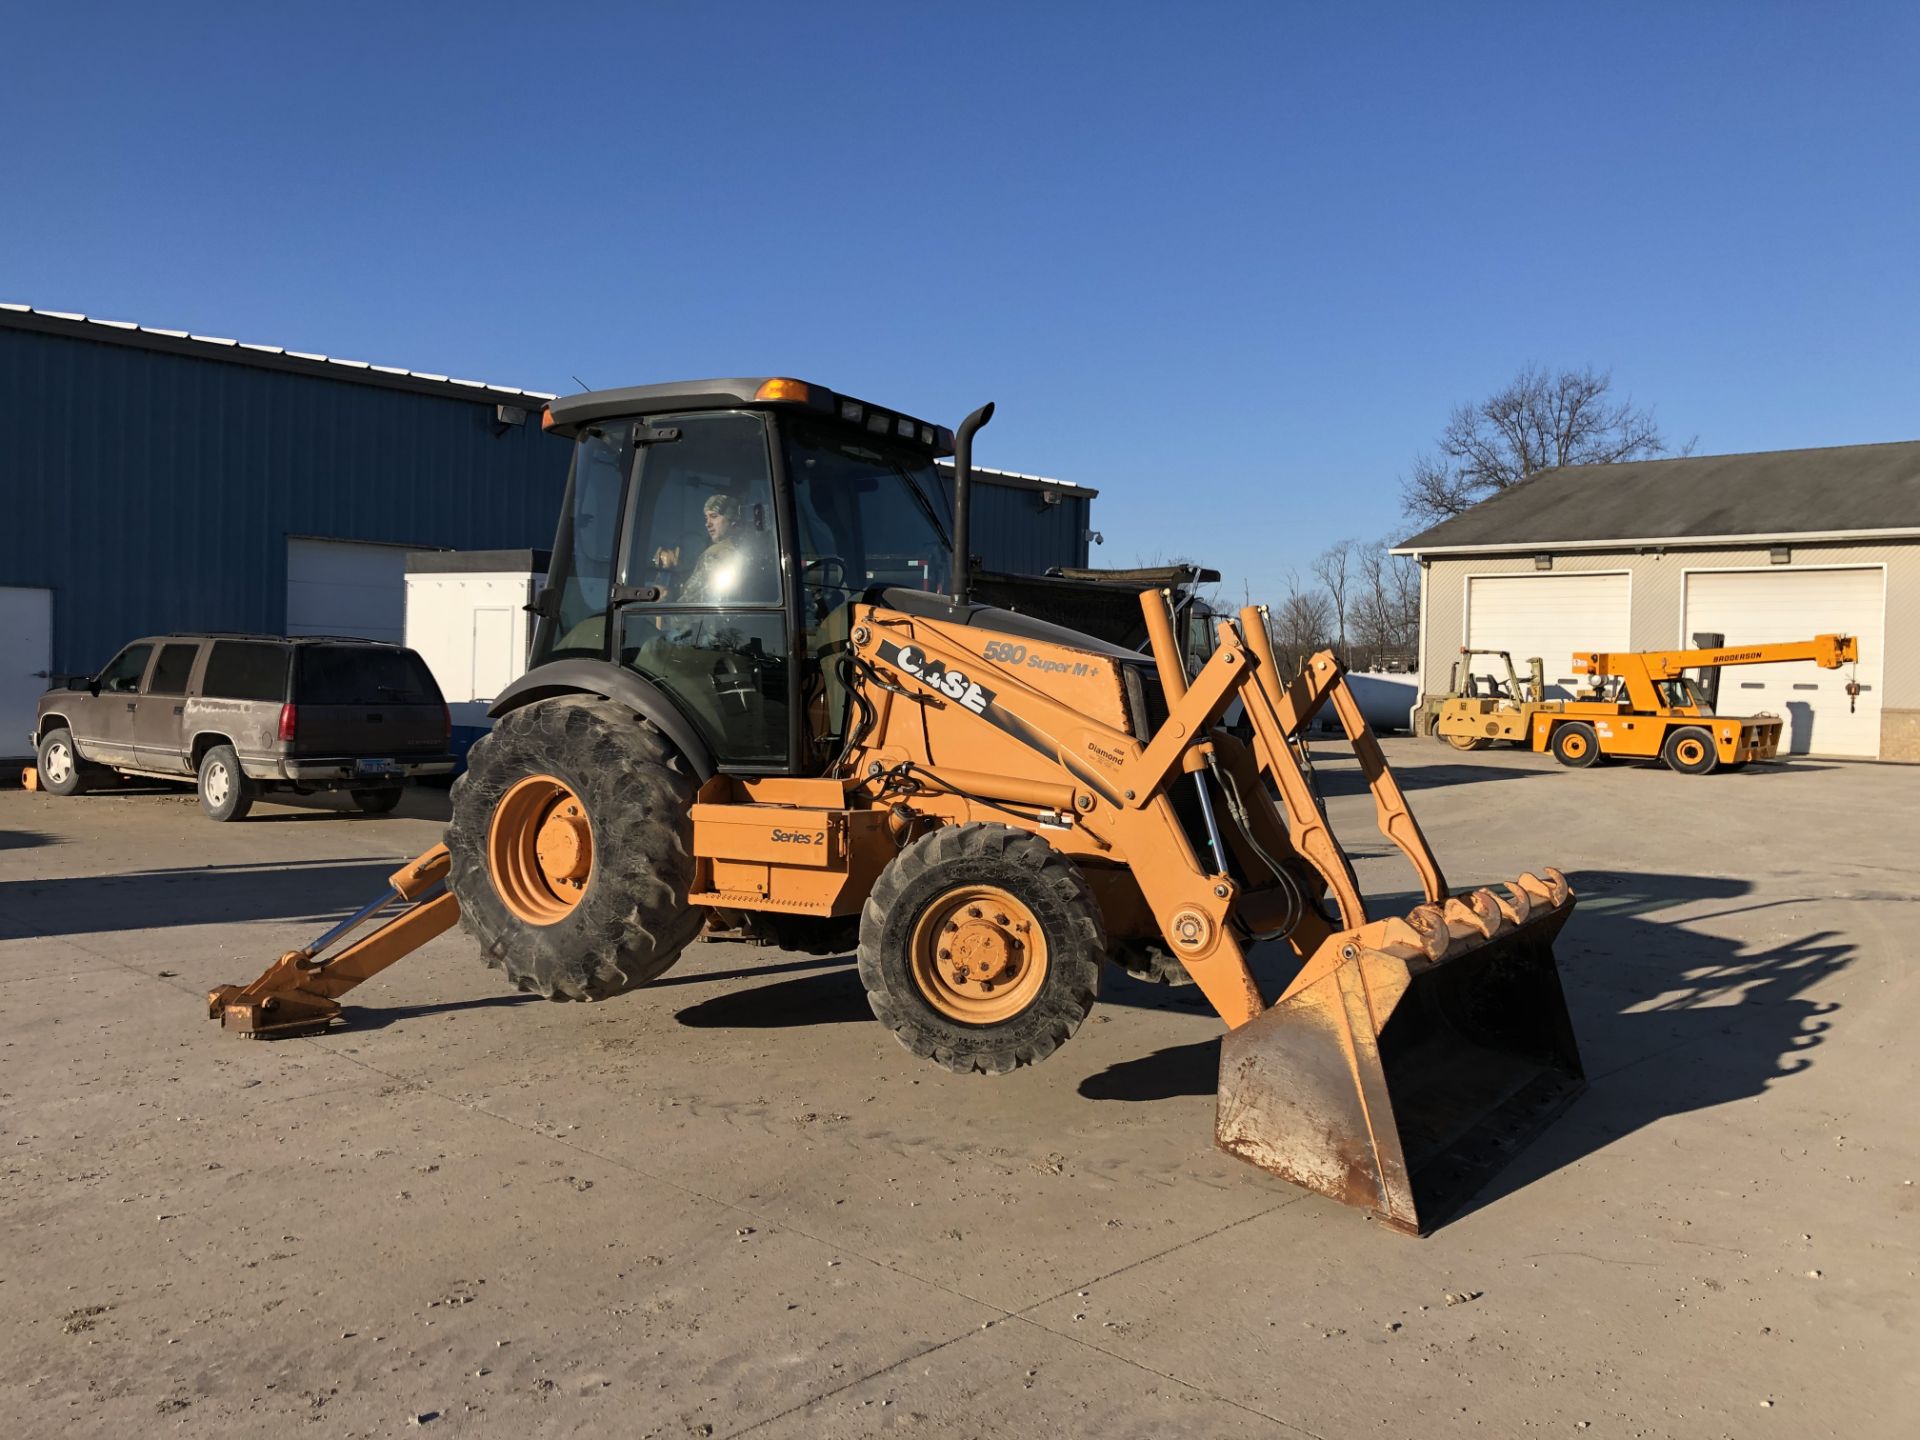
968,479 -> 1092,574
0,322 -> 1098,675
1,325 -> 572,674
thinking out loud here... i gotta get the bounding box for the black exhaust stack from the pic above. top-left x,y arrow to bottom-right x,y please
950,402 -> 995,603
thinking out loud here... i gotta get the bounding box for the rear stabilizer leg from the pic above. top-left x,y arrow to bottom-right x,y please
207,845 -> 458,1039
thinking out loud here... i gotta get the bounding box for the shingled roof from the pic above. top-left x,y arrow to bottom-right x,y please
1394,439 -> 1920,555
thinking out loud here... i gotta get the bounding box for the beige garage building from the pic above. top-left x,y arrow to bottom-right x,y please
1394,440 -> 1920,761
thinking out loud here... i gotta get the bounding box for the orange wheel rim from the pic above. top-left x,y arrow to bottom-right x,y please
488,773 -> 593,924
1677,738 -> 1705,765
909,885 -> 1048,1025
1564,732 -> 1587,756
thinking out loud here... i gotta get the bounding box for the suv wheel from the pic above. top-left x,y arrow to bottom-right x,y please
36,728 -> 90,796
351,786 -> 405,815
198,745 -> 256,822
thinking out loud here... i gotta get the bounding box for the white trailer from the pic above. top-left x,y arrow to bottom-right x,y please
404,550 -> 547,769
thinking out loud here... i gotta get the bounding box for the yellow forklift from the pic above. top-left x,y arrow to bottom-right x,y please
1426,647 -> 1560,751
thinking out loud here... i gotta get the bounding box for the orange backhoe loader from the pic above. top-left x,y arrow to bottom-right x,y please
1528,634 -> 1860,773
209,378 -> 1583,1236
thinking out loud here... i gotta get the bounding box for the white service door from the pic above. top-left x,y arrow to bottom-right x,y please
1465,572 -> 1631,697
1684,567 -> 1883,757
286,538 -> 411,644
0,587 -> 53,759
404,571 -> 537,705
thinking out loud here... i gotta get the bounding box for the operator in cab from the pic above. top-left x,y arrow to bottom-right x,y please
653,493 -> 777,605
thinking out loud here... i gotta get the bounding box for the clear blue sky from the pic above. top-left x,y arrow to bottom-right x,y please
6,3 -> 1916,604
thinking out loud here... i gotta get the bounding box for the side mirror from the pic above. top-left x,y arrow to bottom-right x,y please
88,677 -> 102,696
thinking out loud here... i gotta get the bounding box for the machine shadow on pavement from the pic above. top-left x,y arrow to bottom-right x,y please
341,992 -> 544,1031
0,858 -> 405,939
672,964 -> 872,1029
1074,867 -> 1854,1224
1311,754 -> 1554,795
1454,867 -> 1853,1221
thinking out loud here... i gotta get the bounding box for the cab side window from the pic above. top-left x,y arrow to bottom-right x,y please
147,643 -> 200,696
97,644 -> 153,693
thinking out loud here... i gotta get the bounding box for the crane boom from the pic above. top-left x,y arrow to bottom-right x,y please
1573,633 -> 1857,681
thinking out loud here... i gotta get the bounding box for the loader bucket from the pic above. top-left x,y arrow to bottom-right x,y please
1216,871 -> 1581,1235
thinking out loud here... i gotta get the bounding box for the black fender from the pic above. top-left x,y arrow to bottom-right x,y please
488,660 -> 717,783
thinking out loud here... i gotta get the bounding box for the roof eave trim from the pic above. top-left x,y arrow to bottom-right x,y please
1392,526 -> 1920,557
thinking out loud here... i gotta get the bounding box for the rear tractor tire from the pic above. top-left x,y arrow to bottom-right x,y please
446,697 -> 703,1000
859,823 -> 1103,1075
1549,722 -> 1603,769
1663,726 -> 1720,776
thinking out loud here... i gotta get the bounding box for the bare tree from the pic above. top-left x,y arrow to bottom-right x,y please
1267,569 -> 1333,670
1401,364 -> 1688,527
1311,538 -> 1357,657
1350,539 -> 1422,672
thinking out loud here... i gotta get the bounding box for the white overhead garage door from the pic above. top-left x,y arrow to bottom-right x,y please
1465,572 -> 1631,698
1684,567 -> 1883,757
286,538 -> 415,645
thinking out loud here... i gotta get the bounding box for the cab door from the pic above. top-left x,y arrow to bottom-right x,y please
81,642 -> 155,766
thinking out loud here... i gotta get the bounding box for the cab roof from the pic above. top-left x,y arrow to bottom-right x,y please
543,378 -> 956,456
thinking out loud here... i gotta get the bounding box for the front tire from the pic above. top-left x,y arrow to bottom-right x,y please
36,728 -> 89,796
1663,726 -> 1720,775
1444,732 -> 1492,752
446,698 -> 702,1000
198,745 -> 255,821
859,823 -> 1102,1075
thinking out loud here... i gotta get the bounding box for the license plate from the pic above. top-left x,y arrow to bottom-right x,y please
355,758 -> 399,776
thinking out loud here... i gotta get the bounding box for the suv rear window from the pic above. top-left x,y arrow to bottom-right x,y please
296,646 -> 441,706
202,642 -> 290,701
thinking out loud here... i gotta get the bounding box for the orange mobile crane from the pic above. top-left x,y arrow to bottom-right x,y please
1526,634 -> 1860,773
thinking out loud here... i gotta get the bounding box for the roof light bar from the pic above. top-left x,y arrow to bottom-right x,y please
753,378 -> 811,403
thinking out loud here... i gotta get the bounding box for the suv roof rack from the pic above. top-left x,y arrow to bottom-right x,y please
158,632 -> 392,645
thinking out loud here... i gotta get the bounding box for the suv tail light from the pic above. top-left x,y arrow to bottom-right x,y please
442,703 -> 452,744
277,703 -> 297,742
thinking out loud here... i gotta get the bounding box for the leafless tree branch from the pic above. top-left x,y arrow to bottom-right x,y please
1400,364 -> 1679,528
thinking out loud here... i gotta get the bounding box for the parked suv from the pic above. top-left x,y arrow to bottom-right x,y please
32,634 -> 455,821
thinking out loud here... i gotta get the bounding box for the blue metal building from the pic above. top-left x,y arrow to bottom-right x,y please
936,460 -> 1100,577
0,304 -> 1098,751
1,305 -> 570,683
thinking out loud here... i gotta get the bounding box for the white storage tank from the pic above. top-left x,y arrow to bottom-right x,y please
1302,669 -> 1421,735
404,549 -> 547,769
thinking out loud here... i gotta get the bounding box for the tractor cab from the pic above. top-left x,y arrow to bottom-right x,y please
532,379 -> 964,776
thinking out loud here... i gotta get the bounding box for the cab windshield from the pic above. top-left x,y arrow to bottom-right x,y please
785,421 -> 953,595
1659,677 -> 1714,712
